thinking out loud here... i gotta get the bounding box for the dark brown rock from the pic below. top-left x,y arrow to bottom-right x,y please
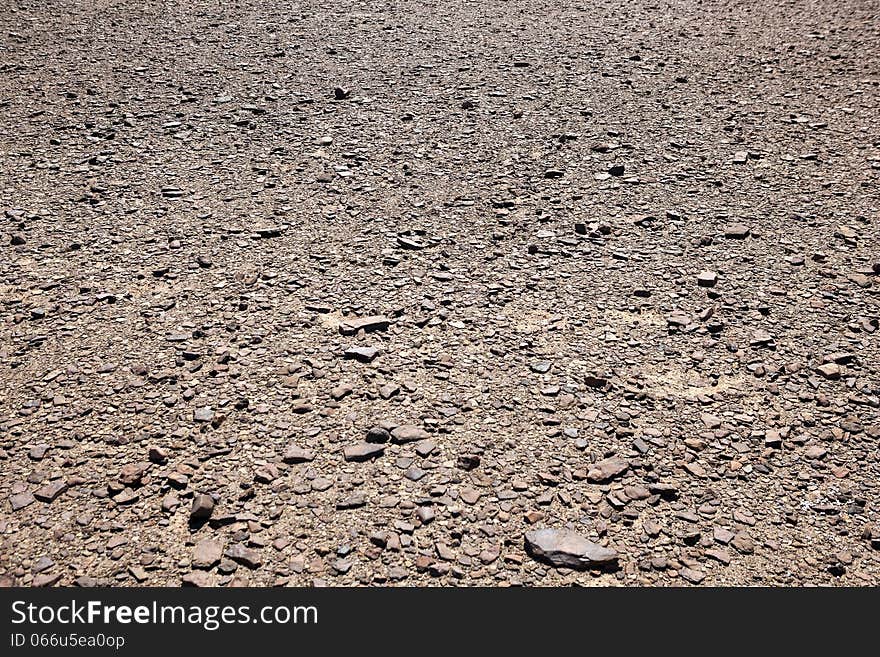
190,494 -> 215,520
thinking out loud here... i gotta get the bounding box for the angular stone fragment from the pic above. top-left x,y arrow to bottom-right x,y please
816,363 -> 841,379
192,539 -> 223,569
338,315 -> 389,336
697,270 -> 718,287
415,440 -> 436,457
148,446 -> 168,464
701,413 -> 723,429
33,556 -> 54,573
182,571 -> 214,587
254,226 -> 283,238
344,346 -> 379,362
311,477 -> 333,491
587,457 -> 629,482
680,567 -> 706,584
524,528 -> 618,570
330,383 -> 353,400
224,544 -> 262,569
190,494 -> 215,520
283,444 -> 315,463
193,407 -> 214,422
706,548 -> 732,565
33,572 -> 63,587
366,426 -> 391,443
336,494 -> 366,509
459,488 -> 481,505
396,236 -> 426,250
584,374 -> 608,388
724,223 -> 751,239
666,311 -> 691,327
390,425 -> 429,443
378,383 -> 399,399
10,492 -> 35,511
119,462 -> 151,486
343,442 -> 385,462
113,489 -> 139,505
34,480 -> 68,503
823,352 -> 854,365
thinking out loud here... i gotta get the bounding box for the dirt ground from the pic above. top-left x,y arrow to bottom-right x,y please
1,0 -> 879,586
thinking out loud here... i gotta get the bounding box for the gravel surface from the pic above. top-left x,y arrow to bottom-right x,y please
1,0 -> 879,587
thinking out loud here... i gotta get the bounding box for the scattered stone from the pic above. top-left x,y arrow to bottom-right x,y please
193,407 -> 214,423
33,572 -> 63,587
680,568 -> 706,584
10,492 -> 35,511
224,544 -> 262,569
524,528 -> 618,570
390,425 -> 429,443
697,271 -> 718,287
33,480 -> 68,503
283,444 -> 315,463
587,457 -> 629,483
119,462 -> 151,486
33,556 -> 55,573
192,539 -> 224,569
338,315 -> 390,335
344,346 -> 379,363
724,223 -> 751,239
366,426 -> 391,443
330,383 -> 354,400
337,494 -> 366,509
182,572 -> 213,587
148,446 -> 168,464
190,494 -> 215,520
816,363 -> 841,380
343,442 -> 385,462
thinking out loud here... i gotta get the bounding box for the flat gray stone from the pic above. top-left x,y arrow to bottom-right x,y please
587,457 -> 629,483
338,315 -> 389,335
390,425 -> 429,443
283,443 -> 315,463
10,491 -> 35,511
34,480 -> 68,503
192,539 -> 223,569
525,528 -> 618,570
343,442 -> 385,462
224,544 -> 262,569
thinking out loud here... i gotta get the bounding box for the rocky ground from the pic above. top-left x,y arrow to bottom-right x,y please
1,0 -> 879,587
